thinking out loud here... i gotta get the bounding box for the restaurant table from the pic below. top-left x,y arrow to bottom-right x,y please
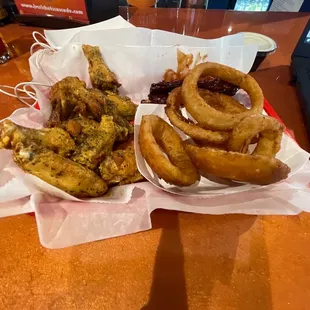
0,8 -> 310,310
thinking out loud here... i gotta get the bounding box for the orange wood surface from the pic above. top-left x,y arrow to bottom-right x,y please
0,8 -> 310,310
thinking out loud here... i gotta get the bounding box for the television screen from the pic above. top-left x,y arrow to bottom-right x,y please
234,0 -> 272,11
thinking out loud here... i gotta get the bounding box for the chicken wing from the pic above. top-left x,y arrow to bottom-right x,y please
13,143 -> 108,198
99,141 -> 144,185
70,115 -> 116,170
48,77 -> 104,127
82,45 -> 121,92
0,120 -> 75,157
104,91 -> 137,121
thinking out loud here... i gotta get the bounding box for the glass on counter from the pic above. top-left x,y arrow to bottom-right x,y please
0,37 -> 10,64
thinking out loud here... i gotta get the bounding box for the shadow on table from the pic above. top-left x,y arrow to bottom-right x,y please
142,211 -> 272,310
141,211 -> 188,310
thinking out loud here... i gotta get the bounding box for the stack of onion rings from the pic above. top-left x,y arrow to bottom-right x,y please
182,62 -> 264,130
139,62 -> 290,186
165,88 -> 230,145
198,89 -> 247,114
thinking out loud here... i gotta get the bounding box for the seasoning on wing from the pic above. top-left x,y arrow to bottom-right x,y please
70,115 -> 116,170
99,140 -> 144,185
89,88 -> 135,138
48,78 -> 134,140
104,91 -> 137,121
48,77 -> 105,127
0,120 -> 75,157
82,44 -> 121,92
13,143 -> 108,198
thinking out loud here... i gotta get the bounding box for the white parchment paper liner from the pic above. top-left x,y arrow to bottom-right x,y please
68,27 -> 246,48
44,16 -> 135,49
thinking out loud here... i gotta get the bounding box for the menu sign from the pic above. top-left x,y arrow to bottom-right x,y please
14,0 -> 89,23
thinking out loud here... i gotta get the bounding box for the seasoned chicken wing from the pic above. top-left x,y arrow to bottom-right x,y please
82,44 -> 121,92
47,77 -> 135,134
99,141 -> 144,185
104,91 -> 137,121
13,143 -> 108,198
70,115 -> 116,170
0,120 -> 75,156
48,77 -> 104,127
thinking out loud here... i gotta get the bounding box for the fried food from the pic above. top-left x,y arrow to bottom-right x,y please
163,50 -> 209,82
165,88 -> 230,145
104,91 -> 137,121
82,44 -> 121,92
64,119 -> 83,137
0,120 -> 75,157
0,45 -> 143,199
145,78 -> 239,105
48,77 -> 134,139
13,143 -> 108,198
164,50 -> 194,81
146,76 -> 239,105
139,60 -> 291,187
99,141 -> 144,185
150,77 -> 238,96
48,77 -> 105,126
71,115 -> 116,170
199,89 -> 247,114
139,115 -> 200,186
88,88 -> 134,139
228,115 -> 284,157
182,62 -> 264,130
184,143 -> 290,185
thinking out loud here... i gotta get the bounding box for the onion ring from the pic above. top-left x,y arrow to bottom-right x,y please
184,143 -> 290,185
228,115 -> 284,157
139,115 -> 200,186
182,62 -> 264,130
198,89 -> 247,114
165,88 -> 230,145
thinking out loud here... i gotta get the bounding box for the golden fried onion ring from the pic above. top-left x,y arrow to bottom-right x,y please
198,89 -> 247,114
182,62 -> 264,130
184,144 -> 290,185
228,115 -> 284,157
139,115 -> 200,186
165,88 -> 230,145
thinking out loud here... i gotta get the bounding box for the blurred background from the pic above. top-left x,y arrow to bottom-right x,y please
123,0 -> 309,11
0,0 -> 309,29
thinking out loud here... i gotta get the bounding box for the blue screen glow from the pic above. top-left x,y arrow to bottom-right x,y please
234,0 -> 271,11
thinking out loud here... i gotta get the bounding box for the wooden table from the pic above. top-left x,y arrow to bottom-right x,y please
0,8 -> 310,310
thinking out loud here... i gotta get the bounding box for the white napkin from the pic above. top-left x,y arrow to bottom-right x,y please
68,27 -> 246,47
44,15 -> 135,49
